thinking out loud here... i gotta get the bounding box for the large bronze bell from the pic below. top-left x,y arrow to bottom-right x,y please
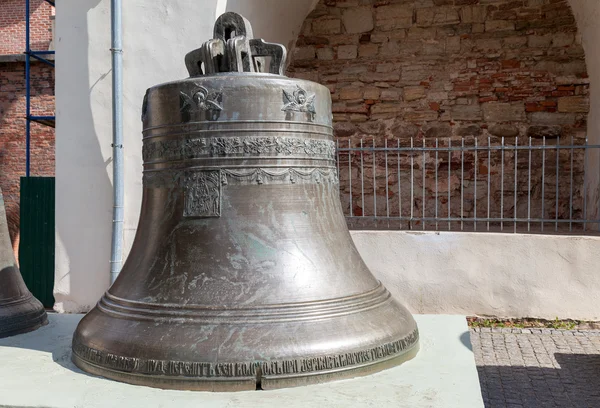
0,188 -> 48,338
72,12 -> 419,391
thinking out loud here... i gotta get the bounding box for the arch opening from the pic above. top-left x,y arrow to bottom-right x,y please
288,0 -> 597,232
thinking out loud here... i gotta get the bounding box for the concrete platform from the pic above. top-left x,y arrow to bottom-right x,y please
0,314 -> 483,408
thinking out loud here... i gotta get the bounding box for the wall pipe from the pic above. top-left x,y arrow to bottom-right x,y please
110,0 -> 124,284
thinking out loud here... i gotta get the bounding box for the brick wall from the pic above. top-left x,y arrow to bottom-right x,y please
0,0 -> 55,250
0,0 -> 53,55
288,0 -> 590,230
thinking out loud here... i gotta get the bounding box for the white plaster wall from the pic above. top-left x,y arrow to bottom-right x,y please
54,0 -> 318,312
55,0 -> 113,312
569,0 -> 600,222
353,231 -> 600,321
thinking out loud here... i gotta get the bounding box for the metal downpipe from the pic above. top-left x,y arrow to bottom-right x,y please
109,0 -> 124,284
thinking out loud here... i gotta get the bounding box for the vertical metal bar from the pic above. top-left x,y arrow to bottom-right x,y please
487,136 -> 491,231
410,137 -> 414,229
541,136 -> 546,232
373,138 -> 376,219
474,138 -> 478,232
397,139 -> 401,225
583,135 -> 588,231
435,138 -> 438,231
348,139 -> 352,217
385,138 -> 389,218
448,138 -> 451,231
501,137 -> 504,232
361,138 -> 365,217
514,137 -> 518,233
555,136 -> 560,232
25,0 -> 31,177
528,136 -> 532,232
336,139 -> 340,187
570,135 -> 574,232
422,138 -> 426,230
461,137 -> 464,231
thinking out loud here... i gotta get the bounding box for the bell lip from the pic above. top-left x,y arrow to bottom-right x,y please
0,306 -> 48,339
71,335 -> 419,392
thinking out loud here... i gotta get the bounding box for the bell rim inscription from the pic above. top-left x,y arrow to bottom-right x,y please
71,327 -> 419,391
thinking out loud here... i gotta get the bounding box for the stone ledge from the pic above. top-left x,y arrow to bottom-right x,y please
0,53 -> 56,63
0,314 -> 483,408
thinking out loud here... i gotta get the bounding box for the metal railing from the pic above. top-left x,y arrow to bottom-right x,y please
336,136 -> 600,234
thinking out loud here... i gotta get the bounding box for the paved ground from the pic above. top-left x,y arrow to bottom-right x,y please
0,314 -> 484,408
471,327 -> 600,408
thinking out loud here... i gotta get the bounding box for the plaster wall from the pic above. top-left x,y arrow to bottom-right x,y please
569,0 -> 600,223
353,230 -> 600,321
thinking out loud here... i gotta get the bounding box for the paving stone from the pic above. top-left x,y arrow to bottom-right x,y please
471,328 -> 600,407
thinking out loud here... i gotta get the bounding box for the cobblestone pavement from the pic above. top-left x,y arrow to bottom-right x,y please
470,328 -> 600,408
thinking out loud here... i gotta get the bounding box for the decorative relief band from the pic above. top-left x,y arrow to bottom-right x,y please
72,328 -> 418,379
143,167 -> 339,189
142,136 -> 336,162
100,283 -> 389,323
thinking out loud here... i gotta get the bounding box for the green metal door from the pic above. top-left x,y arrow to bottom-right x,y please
19,176 -> 55,307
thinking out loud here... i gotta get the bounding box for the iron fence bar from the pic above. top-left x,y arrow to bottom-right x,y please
336,139 -> 340,186
397,139 -> 401,226
501,137 -> 504,232
347,216 -> 600,224
487,136 -> 491,232
373,138 -> 376,219
474,138 -> 478,232
461,137 -> 464,232
528,136 -> 532,233
435,138 -> 438,231
584,135 -> 588,232
385,139 -> 389,218
514,137 -> 518,234
422,138 -> 426,231
556,135 -> 560,232
337,144 -> 600,152
360,138 -> 364,217
410,137 -> 414,229
570,135 -> 574,232
448,138 -> 451,231
541,136 -> 545,233
348,139 -> 352,217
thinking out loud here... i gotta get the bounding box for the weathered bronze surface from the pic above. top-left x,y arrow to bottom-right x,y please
72,12 -> 419,391
0,189 -> 48,338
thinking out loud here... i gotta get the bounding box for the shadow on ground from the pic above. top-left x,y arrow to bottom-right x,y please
477,354 -> 600,408
459,331 -> 473,351
0,313 -> 92,378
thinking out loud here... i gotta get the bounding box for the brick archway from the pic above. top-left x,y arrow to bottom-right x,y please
288,0 -> 596,228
